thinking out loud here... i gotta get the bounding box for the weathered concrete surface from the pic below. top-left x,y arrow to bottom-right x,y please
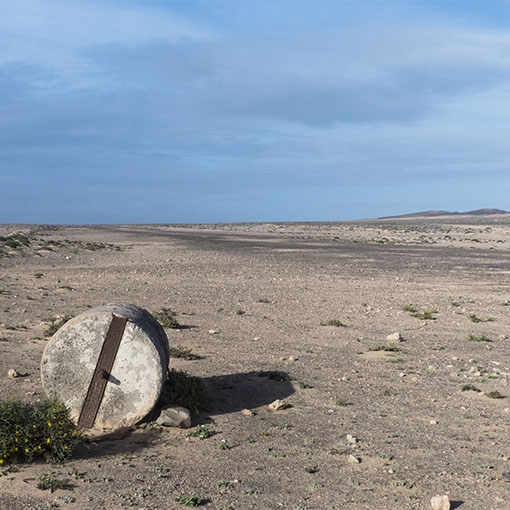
41,303 -> 169,436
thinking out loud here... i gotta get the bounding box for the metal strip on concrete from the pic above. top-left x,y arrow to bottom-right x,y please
77,315 -> 128,429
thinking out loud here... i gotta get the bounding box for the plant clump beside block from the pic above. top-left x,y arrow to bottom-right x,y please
153,308 -> 181,329
158,369 -> 211,415
0,399 -> 80,465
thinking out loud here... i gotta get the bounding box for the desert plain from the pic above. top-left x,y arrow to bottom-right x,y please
1,217 -> 510,509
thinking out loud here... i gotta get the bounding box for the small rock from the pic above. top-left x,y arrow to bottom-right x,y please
156,405 -> 191,428
430,494 -> 450,510
8,369 -> 19,379
208,329 -> 219,334
268,399 -> 289,411
287,356 -> 297,362
504,408 -> 510,414
346,434 -> 358,444
387,469 -> 394,474
348,454 -> 360,464
386,332 -> 402,343
430,420 -> 438,425
241,408 -> 255,416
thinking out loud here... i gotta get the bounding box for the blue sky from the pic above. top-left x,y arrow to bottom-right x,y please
1,0 -> 509,223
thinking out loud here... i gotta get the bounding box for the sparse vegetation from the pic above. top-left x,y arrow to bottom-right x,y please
296,381 -> 313,389
411,311 -> 437,320
153,308 -> 181,328
43,315 -> 73,337
485,391 -> 504,399
175,495 -> 207,506
0,231 -> 121,258
169,345 -> 203,360
186,425 -> 211,439
159,369 -> 211,415
258,370 -> 290,382
467,334 -> 491,342
402,304 -> 417,313
37,473 -> 71,492
468,314 -> 494,323
320,319 -> 347,327
368,345 -> 399,352
0,399 -> 80,465
462,384 -> 481,392
334,397 -> 352,407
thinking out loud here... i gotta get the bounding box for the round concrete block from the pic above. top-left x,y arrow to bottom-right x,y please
41,303 -> 170,436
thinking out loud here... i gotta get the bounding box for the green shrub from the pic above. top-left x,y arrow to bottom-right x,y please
169,346 -> 202,360
485,391 -> 504,399
0,399 -> 80,465
368,345 -> 399,352
402,304 -> 417,313
320,319 -> 347,327
37,473 -> 71,492
467,334 -> 491,342
186,425 -> 211,439
159,369 -> 211,415
411,311 -> 436,320
258,371 -> 290,383
153,308 -> 181,329
461,384 -> 481,392
44,315 -> 73,337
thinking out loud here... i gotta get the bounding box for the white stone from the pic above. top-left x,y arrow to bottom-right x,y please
430,420 -> 438,425
208,329 -> 219,334
430,494 -> 450,510
268,399 -> 289,411
8,369 -> 19,379
346,434 -> 357,444
241,408 -> 255,416
348,454 -> 360,464
156,405 -> 191,428
386,332 -> 402,343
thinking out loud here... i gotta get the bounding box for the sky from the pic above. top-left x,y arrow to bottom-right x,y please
1,0 -> 510,223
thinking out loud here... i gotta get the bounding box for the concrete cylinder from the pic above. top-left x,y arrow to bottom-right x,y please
41,303 -> 170,436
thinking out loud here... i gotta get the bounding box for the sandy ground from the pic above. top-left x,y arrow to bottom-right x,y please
1,220 -> 510,509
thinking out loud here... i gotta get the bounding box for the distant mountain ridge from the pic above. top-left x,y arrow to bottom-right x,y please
379,208 -> 510,219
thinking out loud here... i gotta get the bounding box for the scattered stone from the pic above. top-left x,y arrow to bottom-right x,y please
430,494 -> 450,510
268,399 -> 289,411
348,454 -> 360,464
346,434 -> 358,444
8,369 -> 20,379
387,469 -> 394,474
504,408 -> 510,414
386,332 -> 402,343
208,329 -> 219,334
430,420 -> 438,425
241,408 -> 255,416
287,355 -> 297,362
156,405 -> 191,428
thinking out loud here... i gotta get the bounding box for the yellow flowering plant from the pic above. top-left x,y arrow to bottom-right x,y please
0,398 -> 80,464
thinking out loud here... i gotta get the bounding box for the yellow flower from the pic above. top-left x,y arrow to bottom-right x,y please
0,459 -> 3,464
24,448 -> 29,453
15,438 -> 18,443
47,422 -> 52,427
33,425 -> 36,428
46,438 -> 51,444
38,446 -> 41,450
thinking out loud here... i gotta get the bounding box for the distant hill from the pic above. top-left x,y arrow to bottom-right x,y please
379,208 -> 510,219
